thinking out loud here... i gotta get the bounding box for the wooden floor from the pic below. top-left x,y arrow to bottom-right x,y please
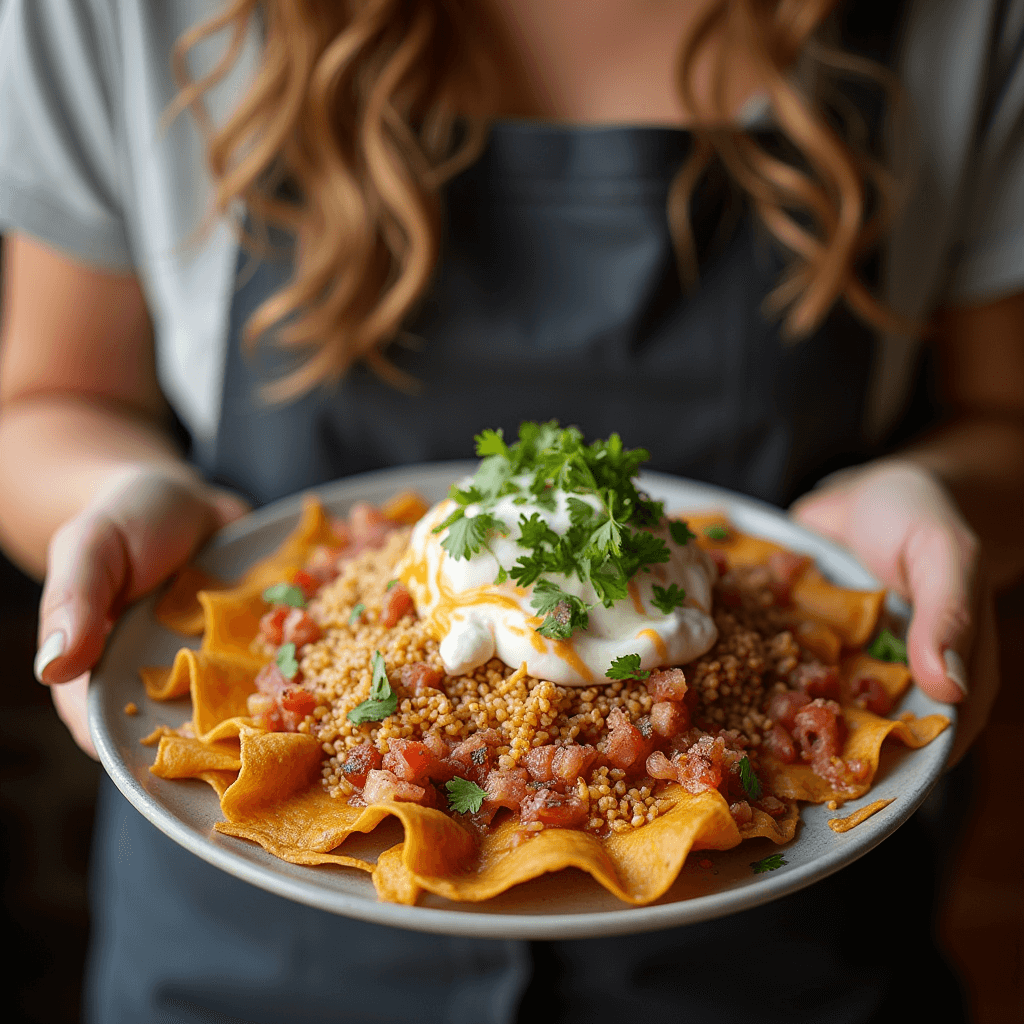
0,554 -> 1021,1022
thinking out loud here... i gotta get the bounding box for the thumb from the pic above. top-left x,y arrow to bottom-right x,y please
34,514 -> 130,685
904,523 -> 975,706
790,484 -> 852,544
208,486 -> 250,529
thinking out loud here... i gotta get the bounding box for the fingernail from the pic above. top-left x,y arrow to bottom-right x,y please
34,630 -> 67,683
943,649 -> 968,696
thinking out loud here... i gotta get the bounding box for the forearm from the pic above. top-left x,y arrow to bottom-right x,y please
0,393 -> 192,578
897,414 -> 1024,590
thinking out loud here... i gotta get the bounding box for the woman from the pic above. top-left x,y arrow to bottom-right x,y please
0,1 -> 1021,1021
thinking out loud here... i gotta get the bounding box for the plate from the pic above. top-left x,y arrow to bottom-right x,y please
88,462 -> 955,939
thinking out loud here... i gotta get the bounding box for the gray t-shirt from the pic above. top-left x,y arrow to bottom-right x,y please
1,0 -> 1022,462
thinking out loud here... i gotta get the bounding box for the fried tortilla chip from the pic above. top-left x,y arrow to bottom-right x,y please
156,566 -> 226,636
790,568 -> 885,647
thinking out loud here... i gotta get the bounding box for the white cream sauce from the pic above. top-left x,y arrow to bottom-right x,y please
397,486 -> 718,686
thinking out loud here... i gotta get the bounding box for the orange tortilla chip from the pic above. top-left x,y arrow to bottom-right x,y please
843,653 -> 913,706
156,566 -> 226,635
790,617 -> 842,664
381,490 -> 431,525
790,567 -> 885,647
764,708 -> 949,804
150,734 -> 241,778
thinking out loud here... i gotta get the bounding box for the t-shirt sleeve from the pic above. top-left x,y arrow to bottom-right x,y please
0,0 -> 132,270
945,0 -> 1024,303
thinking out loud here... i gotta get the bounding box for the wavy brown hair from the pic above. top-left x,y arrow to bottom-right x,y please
172,0 -> 908,399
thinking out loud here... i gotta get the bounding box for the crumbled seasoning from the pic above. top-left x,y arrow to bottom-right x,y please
298,535 -> 806,834
124,702 -> 139,716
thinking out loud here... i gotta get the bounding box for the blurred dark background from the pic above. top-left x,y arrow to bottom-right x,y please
0,230 -> 1021,1023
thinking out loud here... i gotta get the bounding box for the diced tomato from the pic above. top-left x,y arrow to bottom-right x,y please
258,606 -> 289,646
646,750 -> 678,781
447,733 -> 498,784
551,744 -> 598,782
604,707 -> 655,771
339,743 -> 383,788
519,788 -> 588,828
254,663 -> 292,694
279,688 -> 317,716
674,734 -> 728,794
647,667 -> 688,703
762,723 -> 797,763
792,698 -> 847,771
650,700 -> 689,738
399,662 -> 445,695
729,800 -> 753,826
349,502 -> 392,549
380,584 -> 414,628
290,568 -> 320,601
382,738 -> 447,785
754,794 -> 789,818
848,675 -> 894,716
282,608 -> 321,648
362,768 -> 434,806
523,745 -> 557,782
482,767 -> 529,815
789,661 -> 840,700
765,689 -> 812,731
766,551 -> 812,603
707,548 -> 729,574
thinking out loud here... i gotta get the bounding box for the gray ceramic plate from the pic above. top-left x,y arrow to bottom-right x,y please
88,462 -> 955,939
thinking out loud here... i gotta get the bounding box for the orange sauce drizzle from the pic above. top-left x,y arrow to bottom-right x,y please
827,798 -> 894,833
638,628 -> 669,663
628,581 -> 646,616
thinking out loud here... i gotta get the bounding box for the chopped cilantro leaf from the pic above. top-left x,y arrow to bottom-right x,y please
738,756 -> 763,800
474,428 -> 508,458
385,578 -> 399,590
347,650 -> 398,724
262,583 -> 306,608
751,854 -> 787,874
348,603 -> 366,627
606,653 -> 651,681
669,520 -> 697,545
651,583 -> 687,615
531,580 -> 589,639
866,628 -> 908,664
276,642 -> 299,680
704,524 -> 730,541
446,776 -> 487,814
438,511 -> 503,561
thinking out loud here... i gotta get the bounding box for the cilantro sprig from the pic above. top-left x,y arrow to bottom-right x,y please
751,854 -> 787,874
263,583 -> 306,608
348,603 -> 366,627
433,423 -> 691,641
651,583 -> 687,615
276,642 -> 299,680
347,650 -> 398,725
607,653 -> 651,681
738,756 -> 763,801
866,628 -> 908,664
445,776 -> 488,814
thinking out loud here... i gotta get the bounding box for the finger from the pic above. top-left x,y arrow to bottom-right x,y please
790,486 -> 851,544
209,487 -> 250,529
904,523 -> 977,705
51,672 -> 98,760
35,515 -> 129,685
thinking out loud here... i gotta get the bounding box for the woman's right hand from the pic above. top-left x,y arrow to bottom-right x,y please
33,465 -> 249,757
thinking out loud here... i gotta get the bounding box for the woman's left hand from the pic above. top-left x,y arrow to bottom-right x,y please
791,459 -> 999,765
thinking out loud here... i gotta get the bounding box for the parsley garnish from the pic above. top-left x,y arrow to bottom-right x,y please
262,583 -> 306,608
385,579 -> 398,591
669,520 -> 696,545
751,854 -> 787,874
704,525 -> 730,541
446,776 -> 488,814
606,653 -> 651,681
348,603 -> 366,627
866,628 -> 908,664
276,642 -> 299,680
738,756 -> 763,801
435,423 -> 676,641
651,583 -> 687,615
347,650 -> 398,725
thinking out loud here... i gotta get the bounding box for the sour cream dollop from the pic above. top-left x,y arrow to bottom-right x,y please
397,486 -> 719,686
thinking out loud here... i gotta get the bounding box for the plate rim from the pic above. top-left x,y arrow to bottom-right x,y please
88,460 -> 956,939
